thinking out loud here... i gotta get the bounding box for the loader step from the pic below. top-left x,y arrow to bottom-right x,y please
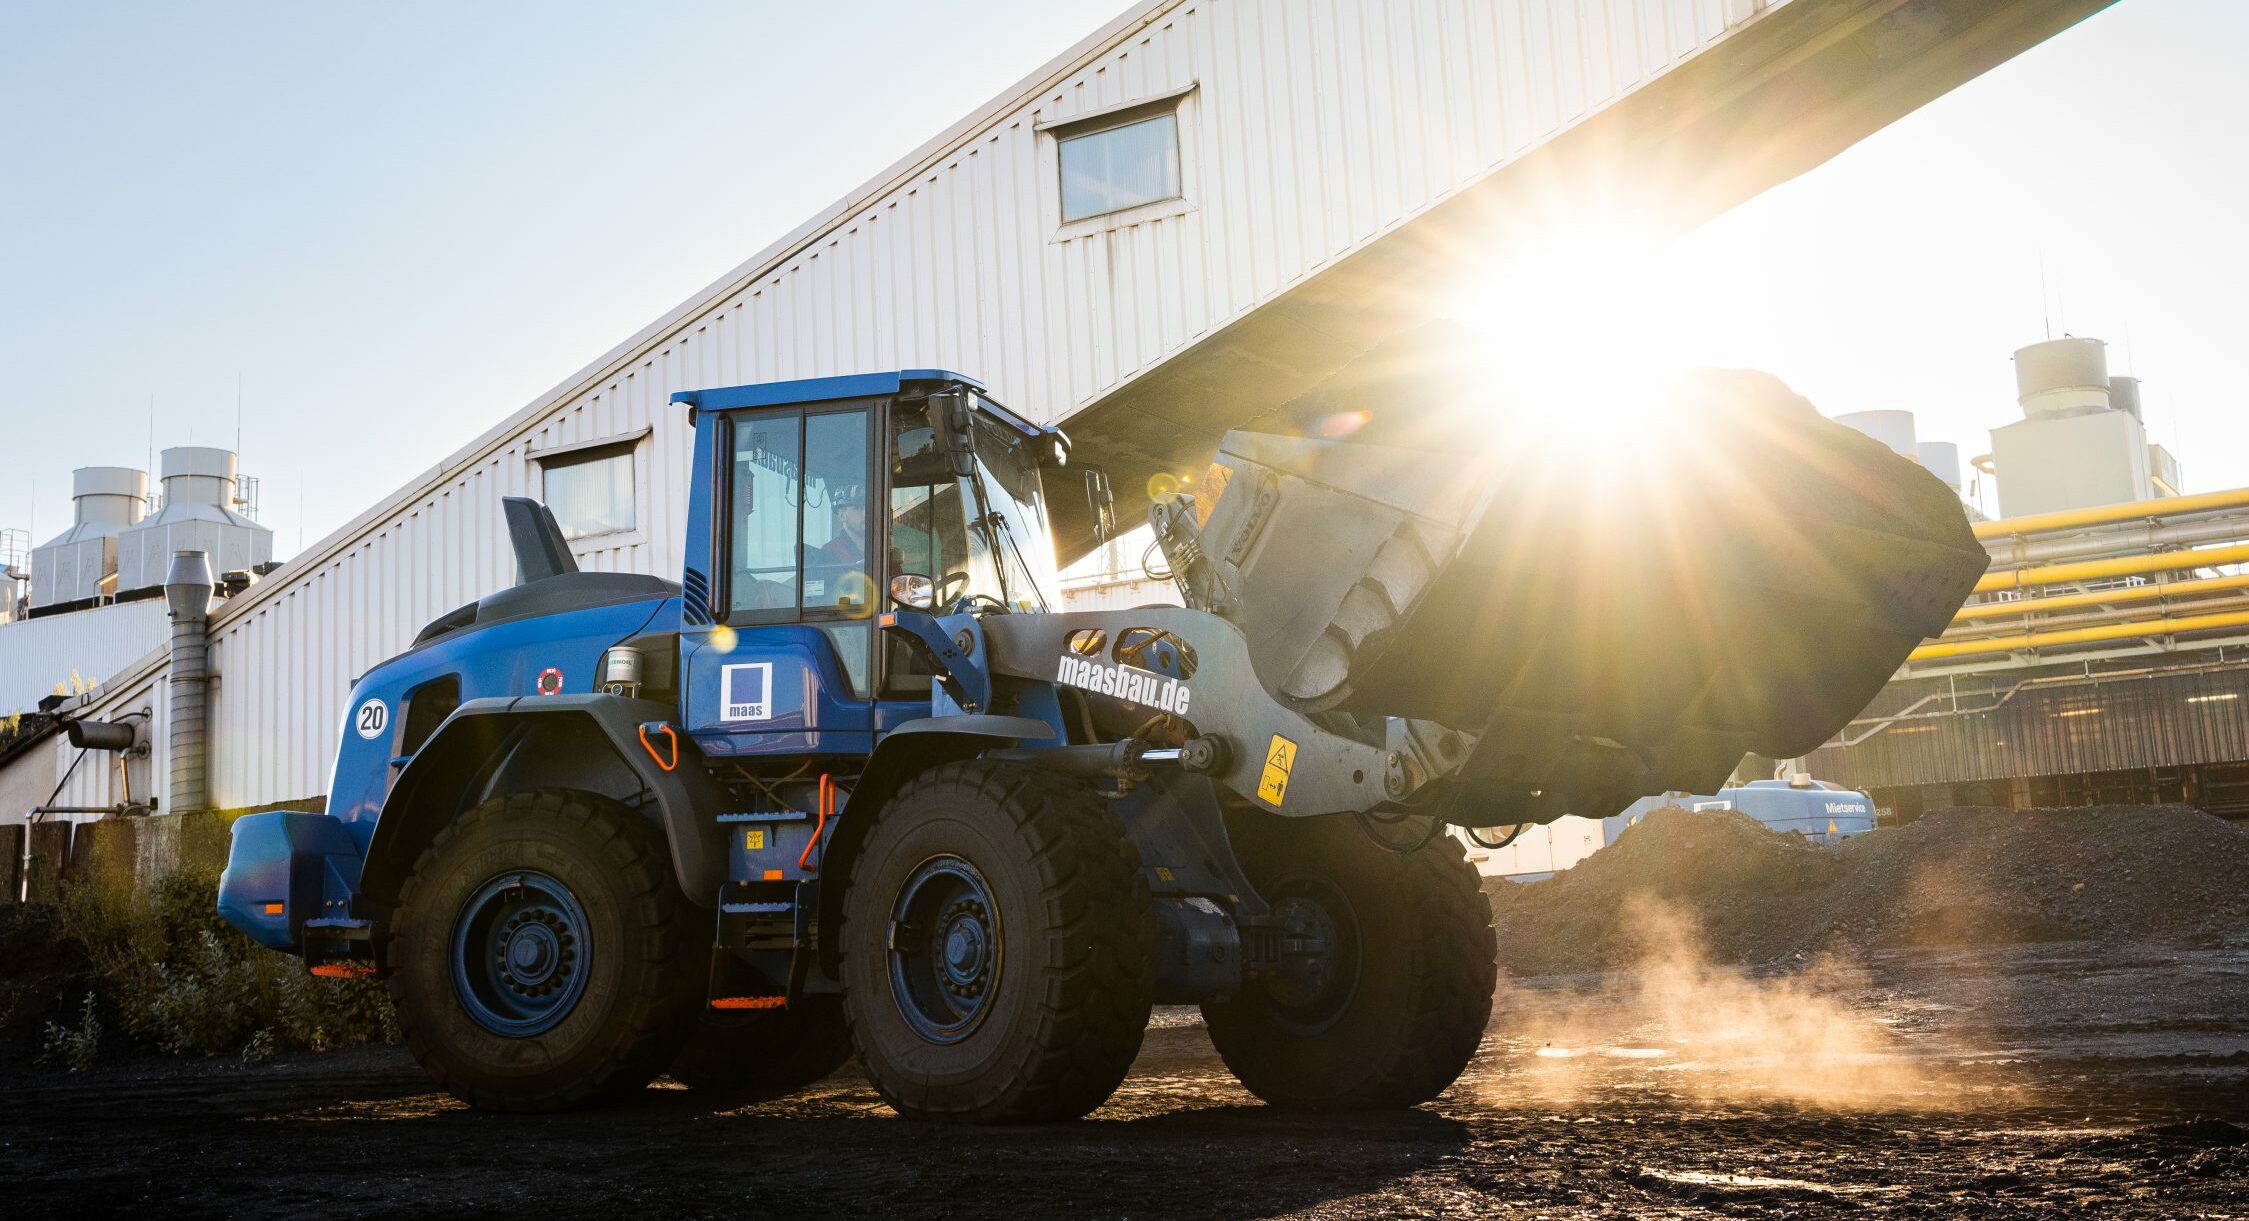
716,810 -> 810,823
710,996 -> 787,1010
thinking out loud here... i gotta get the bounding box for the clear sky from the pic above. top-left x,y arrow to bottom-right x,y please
3,0 -> 2243,555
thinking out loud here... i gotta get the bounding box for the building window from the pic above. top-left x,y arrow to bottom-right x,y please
1058,110 -> 1181,222
539,442 -> 636,540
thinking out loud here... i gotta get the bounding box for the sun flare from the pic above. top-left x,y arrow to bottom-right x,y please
1439,216 -> 1699,459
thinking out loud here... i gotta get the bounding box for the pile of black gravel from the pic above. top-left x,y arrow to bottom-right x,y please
1485,804 -> 2249,977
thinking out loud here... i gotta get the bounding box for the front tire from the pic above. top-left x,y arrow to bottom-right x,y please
1203,812 -> 1496,1110
389,789 -> 701,1112
841,761 -> 1154,1123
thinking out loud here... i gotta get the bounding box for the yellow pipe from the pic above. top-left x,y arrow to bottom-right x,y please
1972,542 -> 2249,594
1951,571 -> 2249,622
1910,608 -> 2249,661
1973,485 -> 2249,540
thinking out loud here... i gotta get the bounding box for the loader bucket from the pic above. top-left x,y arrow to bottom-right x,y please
1172,326 -> 1989,820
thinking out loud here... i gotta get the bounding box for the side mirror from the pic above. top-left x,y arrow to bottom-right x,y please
1082,466 -> 1116,543
927,388 -> 978,479
890,573 -> 936,609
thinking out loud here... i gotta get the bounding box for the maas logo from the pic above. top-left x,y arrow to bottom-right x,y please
1055,654 -> 1191,715
720,662 -> 773,722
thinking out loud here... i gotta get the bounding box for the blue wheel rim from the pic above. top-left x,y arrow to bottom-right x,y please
887,854 -> 1003,1045
450,869 -> 593,1038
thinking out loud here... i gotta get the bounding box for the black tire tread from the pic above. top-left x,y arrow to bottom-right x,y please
1205,819 -> 1496,1110
841,760 -> 1153,1123
389,789 -> 699,1113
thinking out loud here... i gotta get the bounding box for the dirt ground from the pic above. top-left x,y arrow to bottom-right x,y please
5,935 -> 2245,1219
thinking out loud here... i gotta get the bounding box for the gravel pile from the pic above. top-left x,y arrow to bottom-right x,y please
1486,804 -> 2249,977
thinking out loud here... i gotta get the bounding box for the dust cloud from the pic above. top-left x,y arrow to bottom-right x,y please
1489,895 -> 1969,1111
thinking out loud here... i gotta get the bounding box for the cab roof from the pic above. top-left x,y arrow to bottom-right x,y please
670,370 -> 1053,439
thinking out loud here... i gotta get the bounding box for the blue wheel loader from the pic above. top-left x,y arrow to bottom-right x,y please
218,335 -> 1987,1120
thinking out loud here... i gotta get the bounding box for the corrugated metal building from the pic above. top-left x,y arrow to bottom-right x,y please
1809,663 -> 2249,817
12,0 -> 2112,821
0,600 -> 168,715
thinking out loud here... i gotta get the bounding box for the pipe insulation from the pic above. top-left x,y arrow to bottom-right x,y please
1974,485 -> 2249,541
1937,591 -> 2249,638
164,550 -> 213,815
1973,542 -> 2249,595
1909,607 -> 2249,661
1952,571 -> 2249,623
1980,510 -> 2249,568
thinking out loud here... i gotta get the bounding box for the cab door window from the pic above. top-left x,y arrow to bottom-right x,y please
729,415 -> 801,615
725,406 -> 875,697
801,410 -> 873,612
726,406 -> 873,616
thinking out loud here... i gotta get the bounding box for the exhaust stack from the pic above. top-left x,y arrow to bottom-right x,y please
165,550 -> 215,815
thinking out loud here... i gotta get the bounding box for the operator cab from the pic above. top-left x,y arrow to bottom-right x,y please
672,371 -> 1068,756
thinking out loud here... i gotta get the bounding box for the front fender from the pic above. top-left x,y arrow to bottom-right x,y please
361,694 -> 725,907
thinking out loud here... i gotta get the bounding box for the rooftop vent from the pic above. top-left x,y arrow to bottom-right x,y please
116,448 -> 273,595
28,466 -> 148,608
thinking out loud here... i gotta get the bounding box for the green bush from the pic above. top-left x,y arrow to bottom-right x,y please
49,869 -> 397,1063
42,993 -> 101,1071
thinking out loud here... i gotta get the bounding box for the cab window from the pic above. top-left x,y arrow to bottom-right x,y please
729,416 -> 800,615
726,407 -> 872,617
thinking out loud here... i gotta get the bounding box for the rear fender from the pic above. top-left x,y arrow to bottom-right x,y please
360,694 -> 725,908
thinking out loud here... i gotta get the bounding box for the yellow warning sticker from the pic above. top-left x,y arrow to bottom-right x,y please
1257,734 -> 1297,806
1153,866 -> 1175,882
743,828 -> 766,851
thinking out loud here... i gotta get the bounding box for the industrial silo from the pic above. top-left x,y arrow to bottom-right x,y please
1832,409 -> 1918,458
1915,440 -> 1964,492
114,447 -> 273,594
29,466 -> 148,609
2013,336 -> 2111,417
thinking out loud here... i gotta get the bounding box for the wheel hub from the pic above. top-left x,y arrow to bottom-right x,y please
1253,876 -> 1362,1036
452,870 -> 592,1037
888,856 -> 1003,1044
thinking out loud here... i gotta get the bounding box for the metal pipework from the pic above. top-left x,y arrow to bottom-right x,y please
1973,542 -> 2249,595
1981,510 -> 2249,569
1925,593 -> 2249,638
164,550 -> 214,816
1974,485 -> 2249,541
1935,592 -> 2249,640
1952,571 -> 2249,622
1909,607 -> 2249,661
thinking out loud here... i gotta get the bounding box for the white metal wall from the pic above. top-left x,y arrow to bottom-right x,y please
37,655 -> 164,823
49,0 -> 1784,811
0,600 -> 166,715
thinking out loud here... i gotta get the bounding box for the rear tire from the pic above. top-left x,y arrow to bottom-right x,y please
388,789 -> 701,1112
1203,812 -> 1496,1110
666,996 -> 854,1097
841,760 -> 1153,1123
